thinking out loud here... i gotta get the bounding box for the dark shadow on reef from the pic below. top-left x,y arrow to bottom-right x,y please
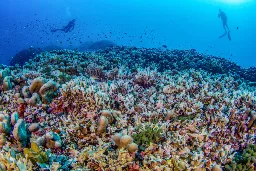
9,48 -> 43,67
78,40 -> 117,51
9,46 -> 62,66
9,40 -> 116,67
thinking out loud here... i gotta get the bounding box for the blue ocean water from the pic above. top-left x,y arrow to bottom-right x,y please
0,0 -> 255,67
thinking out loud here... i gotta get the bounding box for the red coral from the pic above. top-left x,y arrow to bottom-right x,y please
49,98 -> 65,115
18,103 -> 26,118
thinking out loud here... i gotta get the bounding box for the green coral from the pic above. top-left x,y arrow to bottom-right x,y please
224,144 -> 256,171
132,124 -> 163,150
41,65 -> 51,76
24,142 -> 50,165
58,72 -> 71,84
173,113 -> 198,122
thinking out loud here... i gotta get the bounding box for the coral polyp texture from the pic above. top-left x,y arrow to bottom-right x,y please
0,46 -> 255,171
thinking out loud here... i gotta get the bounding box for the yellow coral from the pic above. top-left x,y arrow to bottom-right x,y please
166,158 -> 188,171
29,77 -> 46,93
0,151 -> 32,171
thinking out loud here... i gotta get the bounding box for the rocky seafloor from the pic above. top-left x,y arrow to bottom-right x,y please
0,46 -> 255,171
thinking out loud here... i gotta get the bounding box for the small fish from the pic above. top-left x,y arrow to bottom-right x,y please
162,45 -> 167,48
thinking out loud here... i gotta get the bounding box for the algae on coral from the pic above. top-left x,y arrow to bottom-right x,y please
132,123 -> 163,150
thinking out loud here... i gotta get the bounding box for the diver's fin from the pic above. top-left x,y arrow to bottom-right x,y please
228,31 -> 231,41
51,29 -> 62,32
219,32 -> 227,39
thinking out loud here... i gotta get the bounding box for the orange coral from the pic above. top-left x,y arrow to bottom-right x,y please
18,103 -> 26,118
49,99 -> 64,115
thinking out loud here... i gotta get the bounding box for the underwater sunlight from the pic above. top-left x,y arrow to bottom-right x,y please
216,0 -> 252,4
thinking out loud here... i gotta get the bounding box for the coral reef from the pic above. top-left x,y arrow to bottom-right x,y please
0,46 -> 255,170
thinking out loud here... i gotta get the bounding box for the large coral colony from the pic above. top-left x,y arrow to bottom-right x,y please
0,46 -> 255,171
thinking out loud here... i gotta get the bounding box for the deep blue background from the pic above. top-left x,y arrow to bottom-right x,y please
0,0 -> 255,67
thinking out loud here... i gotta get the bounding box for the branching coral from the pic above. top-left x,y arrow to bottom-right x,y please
85,63 -> 106,80
133,68 -> 158,88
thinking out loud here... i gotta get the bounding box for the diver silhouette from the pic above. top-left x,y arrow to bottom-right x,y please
51,19 -> 76,33
218,9 -> 231,41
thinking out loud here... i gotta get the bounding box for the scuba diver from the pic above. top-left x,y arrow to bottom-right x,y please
51,19 -> 76,33
218,9 -> 231,41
